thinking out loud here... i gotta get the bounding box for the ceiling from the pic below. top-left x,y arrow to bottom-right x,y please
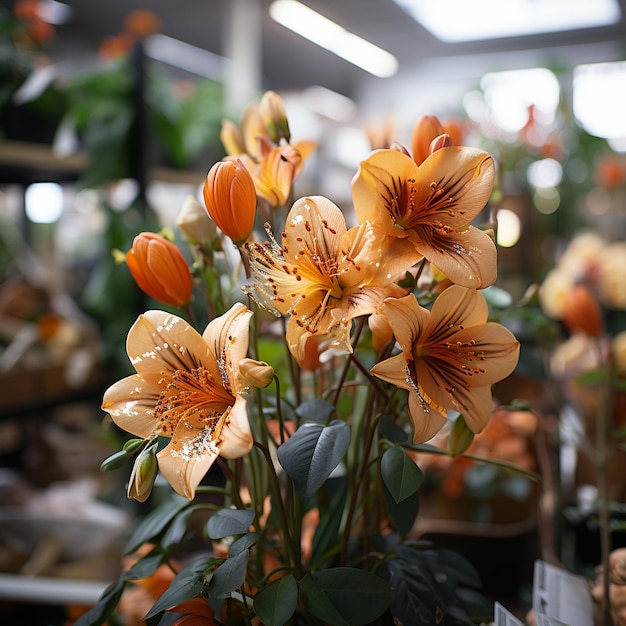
43,0 -> 626,100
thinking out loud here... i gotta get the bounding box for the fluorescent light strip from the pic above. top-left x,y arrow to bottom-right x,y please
394,0 -> 621,42
269,0 -> 398,78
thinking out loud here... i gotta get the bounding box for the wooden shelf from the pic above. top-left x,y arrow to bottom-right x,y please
0,140 -> 206,186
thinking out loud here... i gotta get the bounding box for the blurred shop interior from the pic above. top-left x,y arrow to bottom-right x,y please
0,0 -> 626,624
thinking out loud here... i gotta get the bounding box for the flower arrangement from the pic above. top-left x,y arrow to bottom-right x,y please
78,91 -> 521,626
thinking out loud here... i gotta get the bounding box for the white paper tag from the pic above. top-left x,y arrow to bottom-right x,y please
532,560 -> 594,626
494,602 -> 525,626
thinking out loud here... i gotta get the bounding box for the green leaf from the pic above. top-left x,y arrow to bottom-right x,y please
160,506 -> 194,550
277,420 -> 350,503
145,556 -> 213,618
482,285 -> 513,309
298,573 -> 349,626
125,549 -> 165,581
253,574 -> 298,626
309,568 -> 391,625
382,479 -> 419,536
380,447 -> 423,504
229,532 -> 259,557
125,495 -> 190,554
73,577 -> 126,626
379,415 -> 408,444
207,549 -> 249,598
295,399 -> 336,423
310,480 -> 348,569
206,508 -> 255,539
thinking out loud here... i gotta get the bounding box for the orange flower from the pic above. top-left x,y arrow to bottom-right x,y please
102,304 -> 265,499
126,232 -> 193,308
562,283 -> 603,338
251,143 -> 303,207
370,286 -> 520,442
352,146 -> 497,288
203,159 -> 257,246
124,9 -> 161,39
244,196 -> 406,363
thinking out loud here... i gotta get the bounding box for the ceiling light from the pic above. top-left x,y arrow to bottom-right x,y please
573,61 -> 626,140
269,0 -> 398,78
393,0 -> 621,42
144,34 -> 227,79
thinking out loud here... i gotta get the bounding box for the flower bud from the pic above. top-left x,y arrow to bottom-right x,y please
562,283 -> 603,338
220,118 -> 245,156
448,415 -> 474,456
239,358 -> 274,388
429,133 -> 454,155
126,232 -> 193,308
389,142 -> 412,157
100,449 -> 132,472
411,115 -> 445,165
242,104 -> 270,160
259,90 -> 291,143
203,159 -> 257,246
176,195 -> 217,246
127,440 -> 159,503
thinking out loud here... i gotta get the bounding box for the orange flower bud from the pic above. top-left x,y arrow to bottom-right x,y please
562,283 -> 603,337
126,232 -> 193,308
203,159 -> 257,246
259,90 -> 291,143
411,115 -> 445,165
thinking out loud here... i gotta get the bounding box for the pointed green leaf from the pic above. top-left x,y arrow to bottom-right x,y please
382,480 -> 419,536
379,415 -> 408,444
298,573 -> 349,626
125,549 -> 165,581
74,577 -> 126,626
229,532 -> 259,557
207,549 -> 249,598
381,446 -> 423,504
207,508 -> 255,539
277,420 -> 350,503
125,495 -> 190,554
295,399 -> 336,423
145,555 -> 214,618
253,574 -> 298,626
310,568 -> 391,625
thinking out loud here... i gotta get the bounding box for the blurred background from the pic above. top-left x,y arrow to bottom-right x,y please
0,0 -> 625,623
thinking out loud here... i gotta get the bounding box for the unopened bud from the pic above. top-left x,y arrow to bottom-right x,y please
259,90 -> 291,143
429,133 -> 454,154
176,195 -> 217,246
127,440 -> 159,502
239,358 -> 274,388
123,438 -> 146,454
448,415 -> 474,456
100,449 -> 132,472
389,142 -> 411,157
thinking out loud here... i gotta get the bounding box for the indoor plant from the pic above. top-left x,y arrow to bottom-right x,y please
77,92 -> 521,626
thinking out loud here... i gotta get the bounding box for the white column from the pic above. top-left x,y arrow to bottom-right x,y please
222,0 -> 263,115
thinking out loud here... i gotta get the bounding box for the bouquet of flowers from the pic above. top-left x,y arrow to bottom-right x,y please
78,92 -> 520,626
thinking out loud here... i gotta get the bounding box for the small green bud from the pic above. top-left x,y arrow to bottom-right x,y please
100,449 -> 131,472
448,415 -> 474,457
123,438 -> 146,454
127,441 -> 159,503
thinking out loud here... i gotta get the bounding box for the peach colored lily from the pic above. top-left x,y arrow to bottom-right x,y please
370,286 -> 519,443
102,303 -> 262,500
352,146 -> 497,288
244,195 -> 406,364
